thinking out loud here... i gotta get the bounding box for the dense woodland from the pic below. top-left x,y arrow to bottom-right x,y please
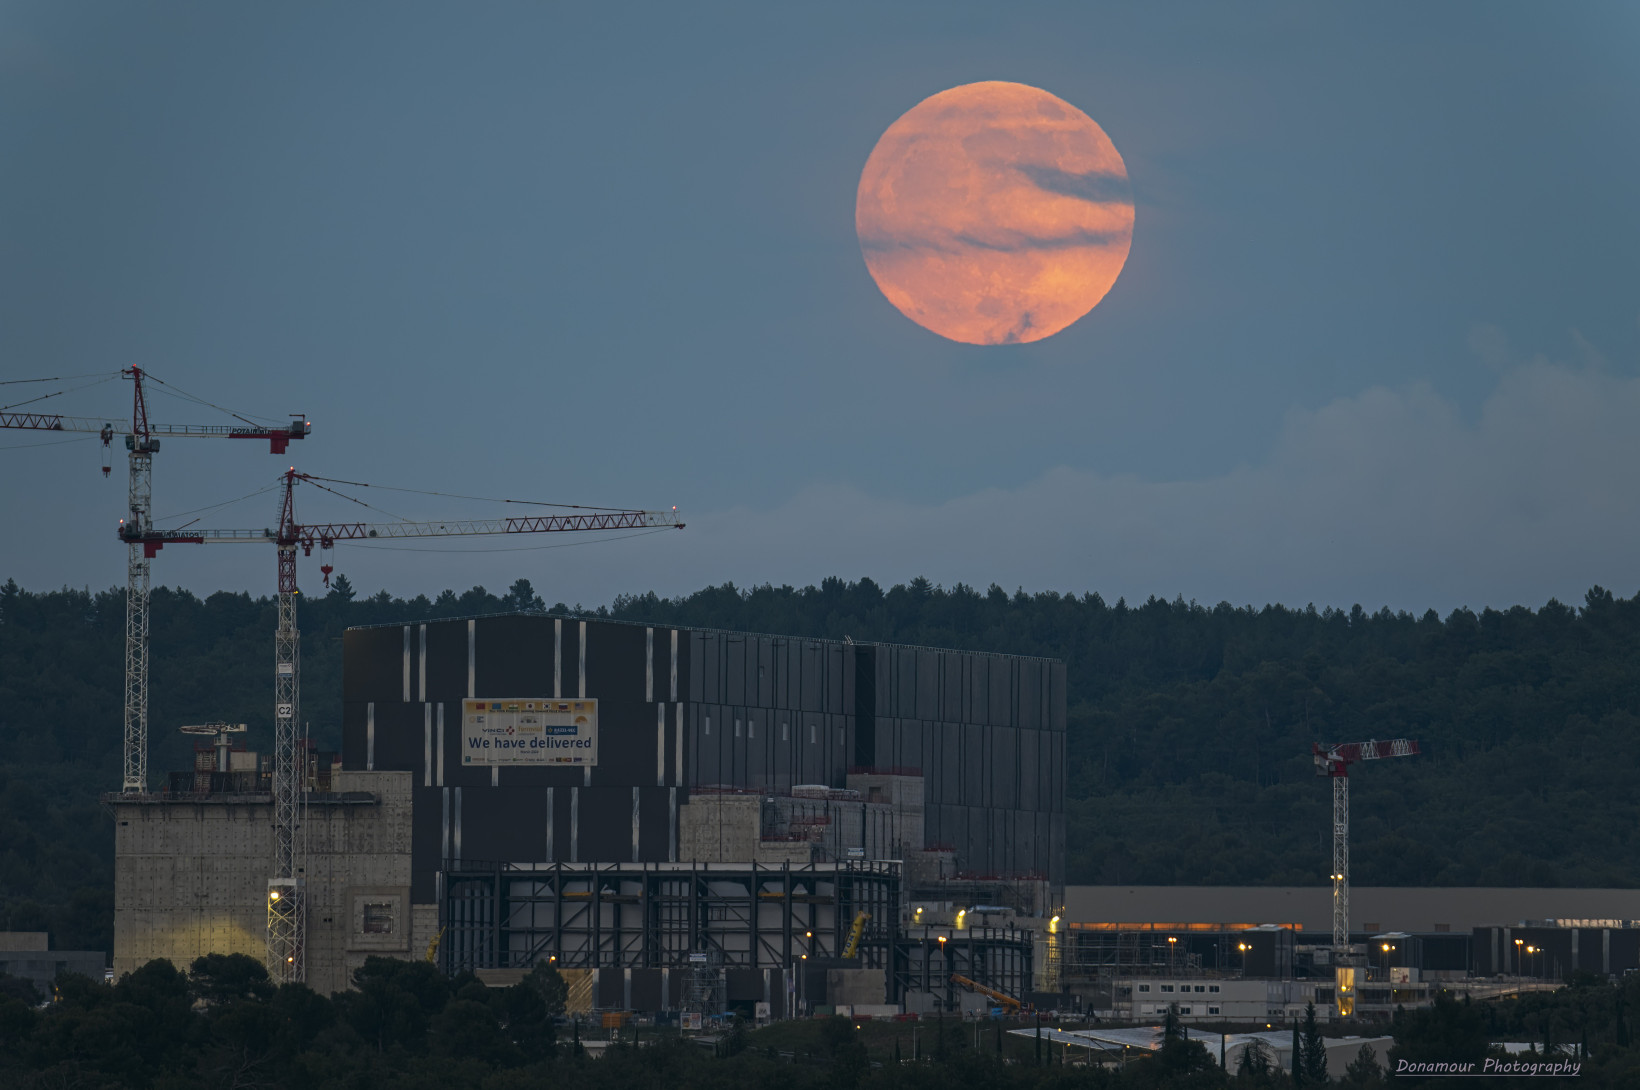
2,954 -> 1638,1089
4,574 -> 1640,955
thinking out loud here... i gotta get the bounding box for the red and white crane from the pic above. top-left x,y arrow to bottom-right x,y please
1313,737 -> 1419,1017
1,367 -> 308,793
124,467 -> 685,984
1313,738 -> 1420,949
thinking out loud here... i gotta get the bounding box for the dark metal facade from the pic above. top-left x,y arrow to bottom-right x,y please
342,614 -> 1066,903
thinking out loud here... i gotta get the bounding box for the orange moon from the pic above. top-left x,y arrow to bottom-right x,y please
855,81 -> 1134,345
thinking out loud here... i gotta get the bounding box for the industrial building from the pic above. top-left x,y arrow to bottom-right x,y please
1053,887 -> 1640,1021
113,612 -> 1067,1009
0,933 -> 106,997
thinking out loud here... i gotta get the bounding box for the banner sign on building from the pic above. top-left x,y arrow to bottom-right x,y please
462,698 -> 598,766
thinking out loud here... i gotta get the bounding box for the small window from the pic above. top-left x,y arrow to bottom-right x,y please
810,724 -> 816,744
363,903 -> 394,934
1179,1006 -> 1192,1015
1138,984 -> 1150,993
735,719 -> 742,738
1434,923 -> 1451,933
747,719 -> 754,739
1209,985 -> 1220,993
1195,985 -> 1206,993
1160,985 -> 1174,993
1208,1006 -> 1220,1015
705,717 -> 711,735
782,722 -> 789,741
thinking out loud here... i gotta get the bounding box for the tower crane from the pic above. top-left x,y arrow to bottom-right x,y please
124,467 -> 685,984
1,367 -> 308,793
1313,737 -> 1419,1016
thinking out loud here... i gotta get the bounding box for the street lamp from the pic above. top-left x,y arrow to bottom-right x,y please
1167,936 -> 1178,976
1379,943 -> 1395,980
1526,945 -> 1538,979
1514,938 -> 1523,975
1237,942 -> 1250,978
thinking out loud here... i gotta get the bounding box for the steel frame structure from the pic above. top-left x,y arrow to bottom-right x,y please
439,860 -> 900,977
894,927 -> 1035,1009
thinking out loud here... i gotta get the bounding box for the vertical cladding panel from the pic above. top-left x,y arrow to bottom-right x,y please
688,633 -> 706,703
829,644 -> 845,714
991,725 -> 1017,810
630,969 -> 663,1012
549,786 -> 573,861
425,621 -> 469,704
1018,661 -> 1041,729
638,787 -> 672,861
701,634 -> 720,706
941,653 -> 962,723
1018,729 -> 1039,811
411,784 -> 446,901
343,627 -> 407,704
576,788 -> 635,861
1050,811 -> 1066,889
875,647 -> 891,717
775,639 -> 791,710
896,650 -> 916,719
367,702 -> 427,775
840,645 -> 854,719
967,655 -> 987,725
583,698 -> 658,788
585,621 -> 647,702
917,652 -> 940,722
989,657 -> 1011,727
1040,730 -> 1055,816
757,638 -> 774,708
342,702 -> 369,770
459,787 -> 546,862
726,638 -> 747,708
473,616 -> 555,696
695,705 -> 718,786
799,643 -> 819,713
1050,662 -> 1067,732
948,721 -> 966,805
965,723 -> 985,805
747,708 -> 769,789
1053,730 -> 1066,813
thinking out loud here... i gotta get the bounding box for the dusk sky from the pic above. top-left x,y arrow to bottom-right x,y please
4,2 -> 1639,613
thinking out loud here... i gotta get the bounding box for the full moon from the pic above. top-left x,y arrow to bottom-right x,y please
855,81 -> 1134,345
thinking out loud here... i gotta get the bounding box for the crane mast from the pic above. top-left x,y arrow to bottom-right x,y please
124,467 -> 684,983
1312,737 -> 1419,1016
2,368 -> 308,793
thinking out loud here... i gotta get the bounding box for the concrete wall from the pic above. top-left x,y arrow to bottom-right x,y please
1065,887 -> 1640,934
112,771 -> 420,996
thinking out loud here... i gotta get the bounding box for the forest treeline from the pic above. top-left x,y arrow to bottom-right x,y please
3,953 -> 1640,1089
4,574 -> 1640,955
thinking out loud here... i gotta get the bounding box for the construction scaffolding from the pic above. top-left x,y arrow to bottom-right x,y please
895,927 -> 1035,1010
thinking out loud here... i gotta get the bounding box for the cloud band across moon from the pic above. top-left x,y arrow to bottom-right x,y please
856,81 -> 1134,345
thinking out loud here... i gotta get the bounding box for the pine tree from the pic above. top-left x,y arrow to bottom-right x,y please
1343,1043 -> 1383,1086
1303,1002 -> 1330,1082
1293,1022 -> 1304,1083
